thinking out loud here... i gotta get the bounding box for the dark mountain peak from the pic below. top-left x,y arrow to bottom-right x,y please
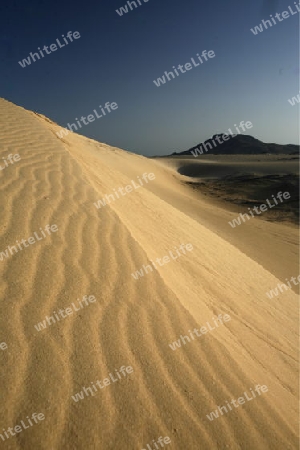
172,134 -> 299,156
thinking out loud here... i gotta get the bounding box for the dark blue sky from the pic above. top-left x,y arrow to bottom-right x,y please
0,0 -> 299,155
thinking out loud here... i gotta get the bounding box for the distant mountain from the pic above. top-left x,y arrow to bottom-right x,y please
171,134 -> 299,156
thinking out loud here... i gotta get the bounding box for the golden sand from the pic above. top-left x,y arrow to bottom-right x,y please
0,98 -> 298,449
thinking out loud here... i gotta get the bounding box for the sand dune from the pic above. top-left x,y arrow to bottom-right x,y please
0,98 -> 298,449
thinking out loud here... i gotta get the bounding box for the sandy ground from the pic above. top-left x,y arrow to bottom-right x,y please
0,98 -> 298,450
154,155 -> 299,289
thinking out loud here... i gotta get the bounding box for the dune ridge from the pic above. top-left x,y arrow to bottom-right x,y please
0,98 -> 298,449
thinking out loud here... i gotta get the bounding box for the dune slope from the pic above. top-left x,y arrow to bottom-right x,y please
0,98 -> 298,450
